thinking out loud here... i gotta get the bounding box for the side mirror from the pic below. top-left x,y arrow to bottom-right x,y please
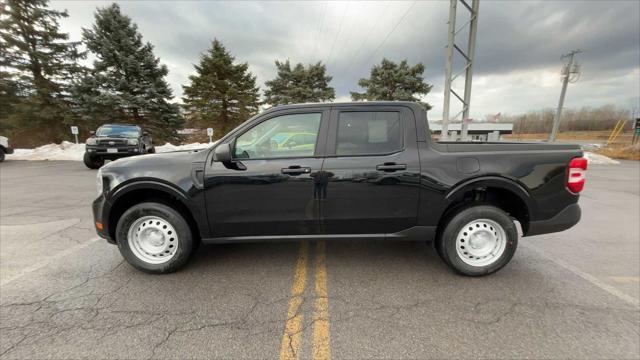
214,143 -> 232,163
89,131 -> 96,135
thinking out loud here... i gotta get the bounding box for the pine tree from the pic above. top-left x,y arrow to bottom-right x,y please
0,0 -> 84,143
182,39 -> 260,136
76,3 -> 182,142
263,60 -> 335,106
351,58 -> 432,110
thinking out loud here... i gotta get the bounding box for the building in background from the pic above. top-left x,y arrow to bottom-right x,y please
430,123 -> 513,141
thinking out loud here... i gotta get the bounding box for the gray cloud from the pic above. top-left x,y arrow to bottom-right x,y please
52,0 -> 639,119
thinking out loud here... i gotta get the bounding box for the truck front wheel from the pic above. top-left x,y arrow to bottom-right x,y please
115,202 -> 195,273
437,205 -> 518,276
83,152 -> 104,169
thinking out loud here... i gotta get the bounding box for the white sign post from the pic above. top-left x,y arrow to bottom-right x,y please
207,128 -> 214,143
70,126 -> 79,144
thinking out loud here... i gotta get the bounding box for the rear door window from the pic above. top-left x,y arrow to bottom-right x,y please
336,111 -> 402,156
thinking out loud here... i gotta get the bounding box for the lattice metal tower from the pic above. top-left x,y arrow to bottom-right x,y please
441,0 -> 480,141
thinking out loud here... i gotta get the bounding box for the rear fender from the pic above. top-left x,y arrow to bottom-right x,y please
444,176 -> 536,226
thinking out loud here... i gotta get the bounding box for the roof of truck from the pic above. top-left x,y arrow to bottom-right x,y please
100,123 -> 140,127
269,101 -> 421,109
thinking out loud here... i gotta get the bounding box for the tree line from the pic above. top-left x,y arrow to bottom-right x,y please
0,0 -> 432,147
499,105 -> 633,134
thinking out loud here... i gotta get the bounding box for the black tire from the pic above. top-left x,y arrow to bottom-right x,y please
83,152 -> 103,169
437,205 -> 518,276
116,202 -> 194,274
0,150 -> 5,162
147,146 -> 155,154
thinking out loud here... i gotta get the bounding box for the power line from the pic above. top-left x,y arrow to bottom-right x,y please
325,1 -> 350,68
358,1 -> 417,71
312,1 -> 328,62
338,1 -> 391,78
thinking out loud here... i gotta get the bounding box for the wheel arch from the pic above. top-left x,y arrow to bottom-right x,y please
107,181 -> 201,243
440,176 -> 534,235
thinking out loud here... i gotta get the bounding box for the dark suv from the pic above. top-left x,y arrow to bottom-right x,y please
84,124 -> 155,169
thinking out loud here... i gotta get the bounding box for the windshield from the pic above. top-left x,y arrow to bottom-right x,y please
96,125 -> 140,138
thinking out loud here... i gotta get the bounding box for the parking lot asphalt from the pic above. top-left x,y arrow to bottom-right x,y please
1,160 -> 638,359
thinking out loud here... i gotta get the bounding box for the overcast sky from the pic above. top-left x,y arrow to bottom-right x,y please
51,0 -> 640,120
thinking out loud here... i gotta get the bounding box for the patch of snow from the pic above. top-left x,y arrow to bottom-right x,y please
8,141 -> 212,161
580,143 -> 603,152
155,142 -> 210,153
10,141 -> 85,161
176,128 -> 201,135
583,151 -> 619,165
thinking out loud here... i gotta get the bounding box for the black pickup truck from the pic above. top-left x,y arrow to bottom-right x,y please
92,102 -> 586,276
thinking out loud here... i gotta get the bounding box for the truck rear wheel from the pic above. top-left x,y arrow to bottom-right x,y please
83,152 -> 104,169
115,202 -> 195,274
437,205 -> 518,276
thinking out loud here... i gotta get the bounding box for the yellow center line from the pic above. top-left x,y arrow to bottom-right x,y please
280,241 -> 309,360
313,240 -> 331,360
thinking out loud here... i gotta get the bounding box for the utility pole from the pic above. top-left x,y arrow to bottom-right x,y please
548,49 -> 582,142
441,0 -> 480,141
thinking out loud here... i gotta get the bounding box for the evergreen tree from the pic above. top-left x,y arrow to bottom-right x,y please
0,0 -> 84,143
351,58 -> 432,110
263,60 -> 335,106
76,3 -> 182,142
182,39 -> 260,136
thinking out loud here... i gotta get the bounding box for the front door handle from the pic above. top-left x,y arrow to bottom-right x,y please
376,163 -> 407,172
281,166 -> 311,175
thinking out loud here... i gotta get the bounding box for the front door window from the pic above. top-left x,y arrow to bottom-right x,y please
234,113 -> 322,159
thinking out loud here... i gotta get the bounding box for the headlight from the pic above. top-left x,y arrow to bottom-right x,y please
86,138 -> 97,145
96,169 -> 103,195
127,139 -> 139,145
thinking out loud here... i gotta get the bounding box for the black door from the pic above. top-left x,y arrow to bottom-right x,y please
319,106 -> 420,235
204,109 -> 329,238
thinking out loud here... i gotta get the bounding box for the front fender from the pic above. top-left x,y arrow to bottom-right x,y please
103,178 -> 209,241
109,178 -> 191,204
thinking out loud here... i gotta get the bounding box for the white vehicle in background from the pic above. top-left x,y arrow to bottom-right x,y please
0,136 -> 14,162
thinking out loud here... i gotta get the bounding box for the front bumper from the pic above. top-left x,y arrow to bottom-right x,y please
86,145 -> 141,158
92,194 -> 115,244
526,203 -> 581,237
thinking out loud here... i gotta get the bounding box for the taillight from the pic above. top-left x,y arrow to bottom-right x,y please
567,157 -> 587,193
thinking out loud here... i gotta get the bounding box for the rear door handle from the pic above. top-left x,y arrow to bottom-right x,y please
376,163 -> 407,172
281,166 -> 311,175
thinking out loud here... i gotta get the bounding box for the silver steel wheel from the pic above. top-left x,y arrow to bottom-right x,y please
456,219 -> 507,267
127,216 -> 178,264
